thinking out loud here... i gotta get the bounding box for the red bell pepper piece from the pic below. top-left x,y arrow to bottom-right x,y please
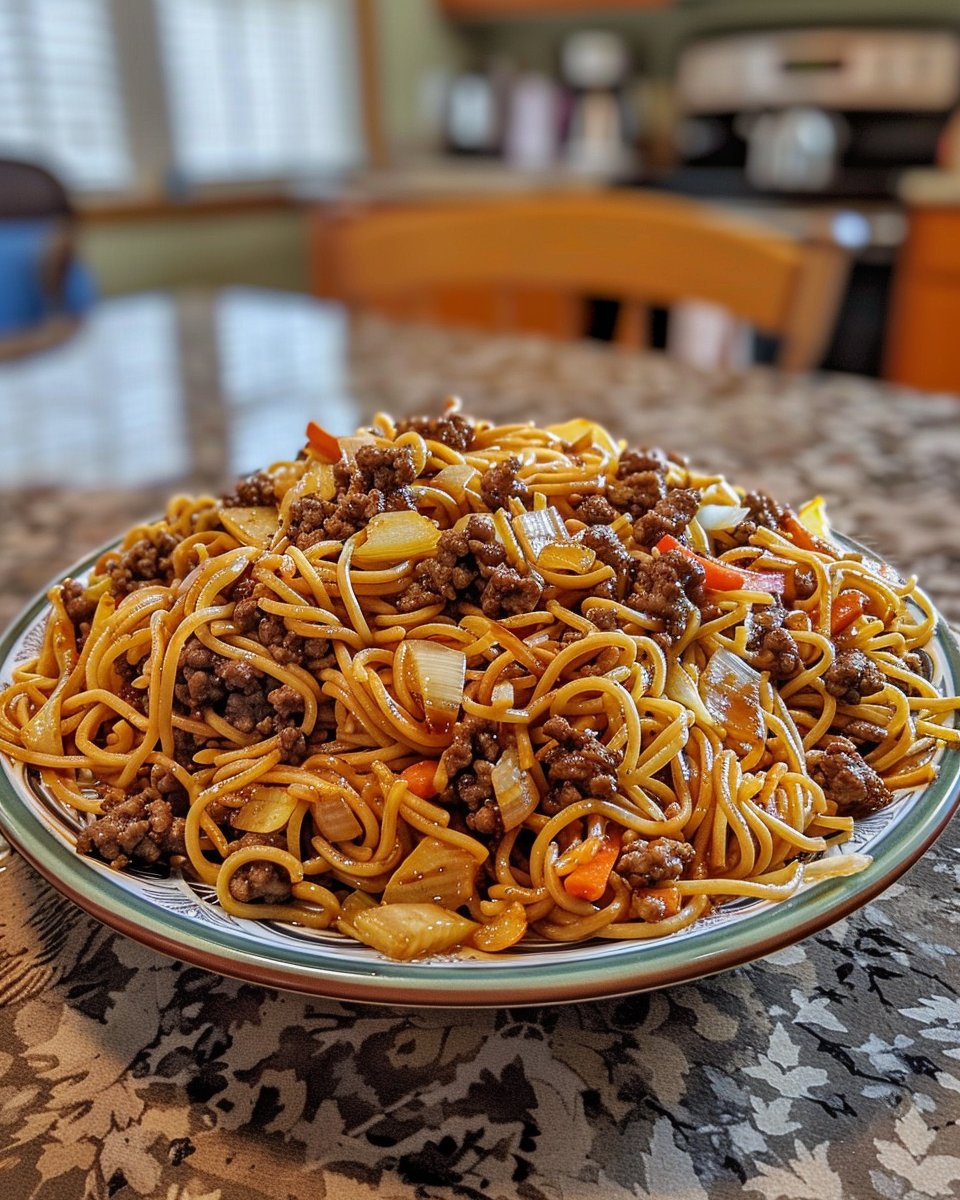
305,421 -> 342,463
655,534 -> 785,595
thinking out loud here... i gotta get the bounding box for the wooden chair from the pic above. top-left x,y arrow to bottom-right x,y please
311,191 -> 848,371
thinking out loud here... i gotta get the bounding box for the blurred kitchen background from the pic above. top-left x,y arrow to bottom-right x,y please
6,0 -> 960,388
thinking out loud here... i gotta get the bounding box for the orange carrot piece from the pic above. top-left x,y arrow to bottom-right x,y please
305,421 -> 342,463
633,885 -> 683,921
563,829 -> 622,902
831,590 -> 868,637
401,760 -> 439,800
655,534 -> 785,595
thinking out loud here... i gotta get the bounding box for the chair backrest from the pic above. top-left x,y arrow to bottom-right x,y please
315,191 -> 847,371
0,158 -> 73,220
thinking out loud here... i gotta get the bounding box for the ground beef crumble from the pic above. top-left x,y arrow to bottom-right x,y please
580,526 -> 635,598
61,579 -> 97,644
222,470 -> 276,508
746,605 -> 802,681
539,715 -> 621,816
77,783 -> 187,869
573,494 -> 618,525
480,564 -> 542,619
479,457 -> 529,511
396,516 -> 506,613
730,490 -> 783,545
617,836 -> 696,919
107,531 -> 180,596
806,735 -> 893,817
438,716 -> 506,838
629,549 -> 706,647
633,487 -> 701,549
225,832 -> 292,903
286,445 -> 417,549
394,412 -> 475,452
823,648 -> 886,705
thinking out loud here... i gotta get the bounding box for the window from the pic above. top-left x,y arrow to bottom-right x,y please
0,0 -> 132,191
156,0 -> 362,184
0,0 -> 362,195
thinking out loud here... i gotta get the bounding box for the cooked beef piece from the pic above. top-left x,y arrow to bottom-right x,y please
617,447 -> 670,475
394,412 -> 476,452
629,549 -> 706,646
396,516 -> 506,613
441,716 -> 501,776
78,786 -> 187,869
747,605 -> 801,681
607,468 -> 666,520
730,490 -> 783,545
792,568 -> 817,601
633,488 -> 701,549
353,444 -> 417,495
62,578 -> 97,629
149,762 -> 186,800
287,445 -> 417,549
582,604 -> 618,631
823,648 -> 886,705
226,832 -> 292,903
60,578 -> 98,647
581,526 -> 635,598
539,715 -> 621,816
107,531 -> 180,596
616,837 -> 695,890
480,564 -> 542,619
806,735 -> 893,817
173,624 -> 327,762
438,717 -> 505,840
574,494 -> 618,526
222,470 -> 276,508
479,457 -> 529,510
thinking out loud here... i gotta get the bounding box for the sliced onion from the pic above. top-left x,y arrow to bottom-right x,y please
352,902 -> 478,960
353,511 -> 441,568
537,542 -> 597,573
219,506 -> 280,549
313,793 -> 363,842
701,648 -> 764,754
546,418 -> 620,458
491,746 -> 539,830
491,681 -> 515,707
431,464 -> 479,499
233,786 -> 299,833
696,504 -> 750,532
408,641 -> 466,731
382,836 -> 478,907
665,661 -> 720,732
512,507 -> 568,563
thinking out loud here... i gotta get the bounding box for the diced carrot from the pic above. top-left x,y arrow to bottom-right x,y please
305,421 -> 342,463
563,829 -> 622,902
401,760 -> 439,800
633,885 -> 682,921
655,534 -> 785,595
782,509 -> 834,555
831,589 -> 868,637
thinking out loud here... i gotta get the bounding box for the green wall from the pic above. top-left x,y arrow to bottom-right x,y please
79,210 -> 310,297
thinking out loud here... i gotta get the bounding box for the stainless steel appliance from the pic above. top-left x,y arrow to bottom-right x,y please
656,27 -> 960,374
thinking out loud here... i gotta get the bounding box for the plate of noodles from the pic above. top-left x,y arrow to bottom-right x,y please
1,408 -> 959,1006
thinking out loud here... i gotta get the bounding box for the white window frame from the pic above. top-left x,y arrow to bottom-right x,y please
44,0 -> 366,205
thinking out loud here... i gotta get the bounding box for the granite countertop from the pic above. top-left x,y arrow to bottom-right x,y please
1,291 -> 959,1200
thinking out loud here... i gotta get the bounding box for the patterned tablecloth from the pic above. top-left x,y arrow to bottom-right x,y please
1,297 -> 959,1200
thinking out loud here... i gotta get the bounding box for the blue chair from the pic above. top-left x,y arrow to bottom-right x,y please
0,159 -> 97,338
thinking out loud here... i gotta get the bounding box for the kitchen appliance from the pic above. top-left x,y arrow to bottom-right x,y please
561,31 -> 636,177
658,27 -> 960,374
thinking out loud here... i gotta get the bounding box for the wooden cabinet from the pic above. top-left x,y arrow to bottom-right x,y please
885,206 -> 960,393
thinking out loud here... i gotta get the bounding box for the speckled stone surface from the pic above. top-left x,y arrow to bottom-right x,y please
0,292 -> 959,1200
